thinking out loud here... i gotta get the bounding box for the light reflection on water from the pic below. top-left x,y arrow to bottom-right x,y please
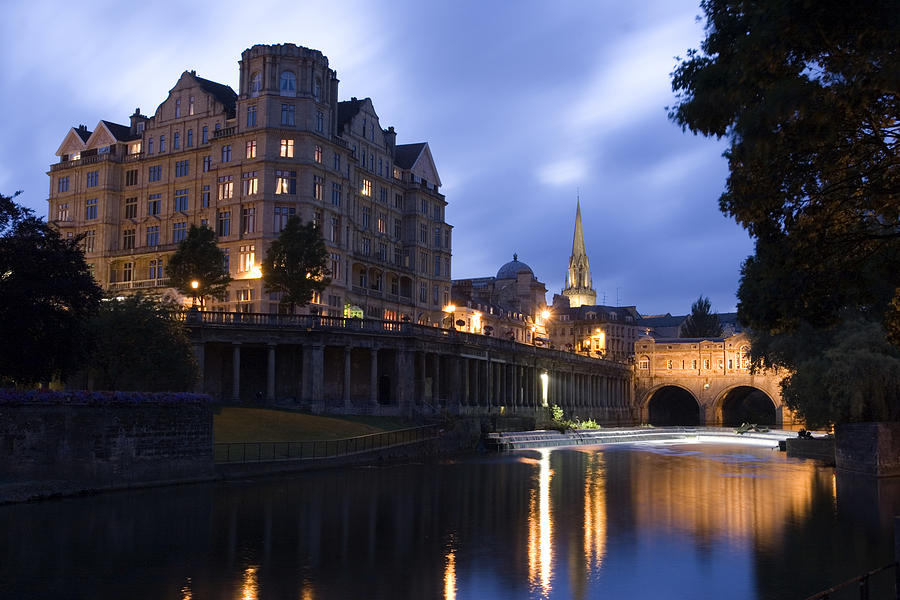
0,442 -> 896,599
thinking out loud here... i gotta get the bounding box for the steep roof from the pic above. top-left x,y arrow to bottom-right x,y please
572,198 -> 587,257
193,74 -> 237,112
337,98 -> 364,132
100,120 -> 138,142
74,127 -> 92,142
393,142 -> 427,169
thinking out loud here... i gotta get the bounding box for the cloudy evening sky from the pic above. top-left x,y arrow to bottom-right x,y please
0,0 -> 752,315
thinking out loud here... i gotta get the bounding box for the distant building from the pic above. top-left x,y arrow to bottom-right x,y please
637,312 -> 743,338
560,199 -> 596,308
450,254 -> 549,344
547,304 -> 642,361
47,43 -> 451,323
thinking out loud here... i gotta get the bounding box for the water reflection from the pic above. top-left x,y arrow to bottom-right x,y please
0,444 -> 895,599
527,449 -> 554,596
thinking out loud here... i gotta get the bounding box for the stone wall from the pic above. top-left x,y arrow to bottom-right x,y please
0,392 -> 213,487
835,422 -> 900,477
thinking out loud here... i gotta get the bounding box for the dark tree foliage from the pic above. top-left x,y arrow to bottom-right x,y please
262,217 -> 330,312
166,225 -> 231,308
671,0 -> 900,424
86,295 -> 197,392
0,193 -> 102,385
680,295 -> 723,338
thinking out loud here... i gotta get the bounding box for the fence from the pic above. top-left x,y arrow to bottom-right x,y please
214,424 -> 441,464
804,562 -> 899,600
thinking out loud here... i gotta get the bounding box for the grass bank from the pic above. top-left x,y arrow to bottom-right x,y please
214,406 -> 414,443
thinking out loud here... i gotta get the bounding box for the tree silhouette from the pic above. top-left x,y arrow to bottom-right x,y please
167,225 -> 231,308
262,217 -> 330,313
680,296 -> 723,339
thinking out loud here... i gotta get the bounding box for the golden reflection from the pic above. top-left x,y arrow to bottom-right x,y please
180,578 -> 192,600
241,565 -> 259,600
583,454 -> 607,571
527,449 -> 554,596
630,449 -> 829,548
444,549 -> 457,600
300,583 -> 315,600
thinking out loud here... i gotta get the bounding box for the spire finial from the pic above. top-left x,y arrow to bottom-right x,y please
513,252 -> 518,261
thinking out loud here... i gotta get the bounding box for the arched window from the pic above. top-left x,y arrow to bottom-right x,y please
280,71 -> 296,97
250,72 -> 261,97
740,346 -> 750,369
639,356 -> 650,369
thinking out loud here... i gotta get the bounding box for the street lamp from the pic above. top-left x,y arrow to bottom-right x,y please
442,304 -> 456,329
190,280 -> 199,308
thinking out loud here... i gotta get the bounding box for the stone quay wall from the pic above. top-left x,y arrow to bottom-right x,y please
835,422 -> 900,477
0,391 -> 214,487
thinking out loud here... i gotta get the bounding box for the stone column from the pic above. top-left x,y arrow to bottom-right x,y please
417,352 -> 426,408
450,356 -> 461,409
266,343 -> 276,402
462,358 -> 470,407
396,350 -> 414,412
369,347 -> 379,407
308,344 -> 324,406
433,354 -> 441,407
192,342 -> 205,394
231,342 -> 241,402
343,346 -> 352,409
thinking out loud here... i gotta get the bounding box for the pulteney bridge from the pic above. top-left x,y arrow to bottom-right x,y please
633,333 -> 797,427
184,311 -> 634,423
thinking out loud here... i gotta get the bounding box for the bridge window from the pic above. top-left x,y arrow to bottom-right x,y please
740,346 -> 750,368
704,359 -> 710,370
666,360 -> 673,370
692,359 -> 698,369
639,356 -> 649,369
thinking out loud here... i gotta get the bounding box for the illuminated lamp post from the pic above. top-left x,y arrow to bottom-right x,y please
190,280 -> 199,308
443,304 -> 456,330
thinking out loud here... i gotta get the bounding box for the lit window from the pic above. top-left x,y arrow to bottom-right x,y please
239,245 -> 255,272
315,145 -> 322,163
314,176 -> 323,201
217,175 -> 234,200
361,178 -> 373,197
280,138 -> 294,157
188,96 -> 194,116
246,140 -> 256,159
242,171 -> 258,196
275,170 -> 296,195
175,98 -> 181,118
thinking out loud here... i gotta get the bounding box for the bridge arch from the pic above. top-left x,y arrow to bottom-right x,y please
643,384 -> 701,426
714,385 -> 777,427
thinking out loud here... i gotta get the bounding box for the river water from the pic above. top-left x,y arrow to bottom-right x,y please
2,442 -> 898,599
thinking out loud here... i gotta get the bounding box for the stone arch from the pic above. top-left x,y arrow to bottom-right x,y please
714,385 -> 778,426
642,384 -> 701,426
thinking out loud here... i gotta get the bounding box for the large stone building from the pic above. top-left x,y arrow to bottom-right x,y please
47,43 -> 451,323
450,254 -> 550,344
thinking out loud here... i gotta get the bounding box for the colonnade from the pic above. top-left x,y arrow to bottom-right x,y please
191,331 -> 633,421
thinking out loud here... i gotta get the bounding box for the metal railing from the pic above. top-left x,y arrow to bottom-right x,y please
214,424 -> 441,464
181,310 -> 623,366
804,562 -> 899,600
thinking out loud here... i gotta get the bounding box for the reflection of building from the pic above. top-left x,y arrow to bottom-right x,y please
451,254 -> 549,343
47,43 -> 450,323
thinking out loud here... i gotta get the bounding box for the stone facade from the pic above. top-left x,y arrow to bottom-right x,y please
560,200 -> 596,308
632,332 -> 796,426
47,43 -> 451,324
546,304 -> 642,361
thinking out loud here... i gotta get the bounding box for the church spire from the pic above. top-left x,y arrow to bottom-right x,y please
561,197 -> 597,308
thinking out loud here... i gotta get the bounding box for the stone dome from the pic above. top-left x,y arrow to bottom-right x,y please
497,253 -> 534,279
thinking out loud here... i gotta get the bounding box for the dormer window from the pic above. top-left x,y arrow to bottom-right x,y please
280,71 -> 296,97
250,72 -> 261,97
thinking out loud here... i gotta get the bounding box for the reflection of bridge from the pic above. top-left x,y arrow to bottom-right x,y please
185,311 -> 633,422
632,333 -> 797,426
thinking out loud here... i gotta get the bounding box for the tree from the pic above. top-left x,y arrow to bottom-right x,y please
85,294 -> 197,391
670,1 -> 899,424
0,193 -> 102,385
680,295 -> 723,338
262,217 -> 331,312
166,225 -> 231,308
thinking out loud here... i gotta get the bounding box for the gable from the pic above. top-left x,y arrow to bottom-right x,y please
55,128 -> 89,157
409,143 -> 441,187
84,121 -> 117,150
